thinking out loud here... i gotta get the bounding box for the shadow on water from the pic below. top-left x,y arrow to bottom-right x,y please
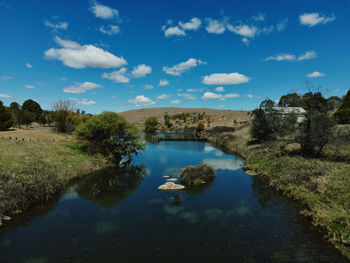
75,165 -> 146,208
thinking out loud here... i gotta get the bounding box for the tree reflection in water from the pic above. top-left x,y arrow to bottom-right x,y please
75,165 -> 146,208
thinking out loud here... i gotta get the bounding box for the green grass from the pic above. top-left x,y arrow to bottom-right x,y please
0,137 -> 106,218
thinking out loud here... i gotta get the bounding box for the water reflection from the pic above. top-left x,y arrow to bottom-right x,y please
75,165 -> 146,208
203,157 -> 243,171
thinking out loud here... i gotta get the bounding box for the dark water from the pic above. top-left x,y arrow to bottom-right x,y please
0,141 -> 347,263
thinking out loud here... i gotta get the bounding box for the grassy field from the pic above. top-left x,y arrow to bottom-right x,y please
201,124 -> 350,259
0,128 -> 106,223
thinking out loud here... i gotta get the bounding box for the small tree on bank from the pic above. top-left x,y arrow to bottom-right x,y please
144,116 -> 159,134
334,90 -> 350,124
0,101 -> 14,130
75,112 -> 144,164
298,92 -> 335,156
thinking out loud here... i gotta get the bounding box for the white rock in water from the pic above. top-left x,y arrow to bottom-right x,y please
166,178 -> 177,182
163,175 -> 170,178
158,182 -> 185,191
1,216 -> 11,221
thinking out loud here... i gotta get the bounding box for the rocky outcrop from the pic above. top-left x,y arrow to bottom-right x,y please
158,182 -> 185,191
178,164 -> 215,186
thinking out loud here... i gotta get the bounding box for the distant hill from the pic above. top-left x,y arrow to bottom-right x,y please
119,107 -> 252,130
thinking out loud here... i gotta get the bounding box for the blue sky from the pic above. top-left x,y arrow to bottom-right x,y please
0,0 -> 349,113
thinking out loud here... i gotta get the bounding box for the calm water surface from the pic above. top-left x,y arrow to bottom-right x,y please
0,141 -> 347,262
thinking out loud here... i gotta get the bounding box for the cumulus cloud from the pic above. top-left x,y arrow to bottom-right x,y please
227,24 -> 258,38
277,18 -> 288,31
202,92 -> 240,101
44,20 -> 68,30
99,24 -> 120,35
25,84 -> 35,89
131,64 -> 152,78
0,93 -> 12,98
299,13 -> 335,27
70,98 -> 96,106
264,53 -> 296,61
63,82 -> 101,94
307,71 -> 325,78
298,51 -> 317,61
102,68 -> 129,83
247,94 -> 254,98
163,58 -> 206,76
1,75 -> 12,80
177,93 -> 196,100
215,87 -> 225,92
45,36 -> 127,69
170,99 -> 181,105
128,95 -> 156,106
159,79 -> 169,86
163,26 -> 186,37
157,94 -> 170,100
90,1 -> 119,20
205,19 -> 226,34
26,63 -> 32,68
202,72 -> 250,85
179,17 -> 201,31
144,84 -> 154,90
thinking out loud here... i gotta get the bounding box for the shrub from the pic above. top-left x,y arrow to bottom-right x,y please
144,116 -> 159,134
0,101 -> 13,130
196,122 -> 205,134
75,112 -> 144,164
334,90 -> 350,124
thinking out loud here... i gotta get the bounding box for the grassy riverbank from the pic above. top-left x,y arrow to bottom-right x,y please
0,128 -> 106,223
201,124 -> 350,259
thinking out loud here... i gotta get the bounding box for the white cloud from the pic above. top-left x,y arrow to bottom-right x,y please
277,18 -> 288,31
102,68 -> 129,83
307,71 -> 325,78
227,24 -> 258,38
206,19 -> 226,34
1,75 -> 12,80
187,88 -> 203,92
45,36 -> 127,69
179,17 -> 201,31
299,12 -> 335,27
26,63 -> 32,68
163,26 -> 186,37
25,84 -> 35,89
157,94 -> 170,100
44,20 -> 68,30
131,64 -> 152,78
90,1 -> 119,20
264,53 -> 296,61
70,98 -> 96,106
63,81 -> 101,94
247,94 -> 254,98
0,93 -> 12,98
59,77 -> 67,81
215,87 -> 225,92
144,84 -> 154,90
298,51 -> 317,61
202,72 -> 250,85
177,93 -> 196,100
202,92 -> 240,101
159,79 -> 169,86
170,99 -> 181,105
163,58 -> 206,76
99,24 -> 120,35
128,95 -> 156,107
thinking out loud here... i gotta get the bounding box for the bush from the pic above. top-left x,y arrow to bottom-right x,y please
164,113 -> 172,128
22,99 -> 43,123
334,90 -> 350,124
144,116 -> 159,134
52,99 -> 75,133
298,92 -> 335,156
75,112 -> 144,164
196,122 -> 205,134
0,101 -> 13,130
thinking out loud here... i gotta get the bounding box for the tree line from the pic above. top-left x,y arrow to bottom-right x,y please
251,90 -> 350,156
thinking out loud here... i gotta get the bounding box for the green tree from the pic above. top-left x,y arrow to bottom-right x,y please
144,116 -> 159,133
334,90 -> 350,124
8,102 -> 21,126
164,113 -> 172,128
75,112 -> 144,164
196,122 -> 205,134
327,96 -> 342,111
52,99 -> 75,132
0,101 -> 14,130
298,92 -> 335,156
22,99 -> 43,123
278,92 -> 303,107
